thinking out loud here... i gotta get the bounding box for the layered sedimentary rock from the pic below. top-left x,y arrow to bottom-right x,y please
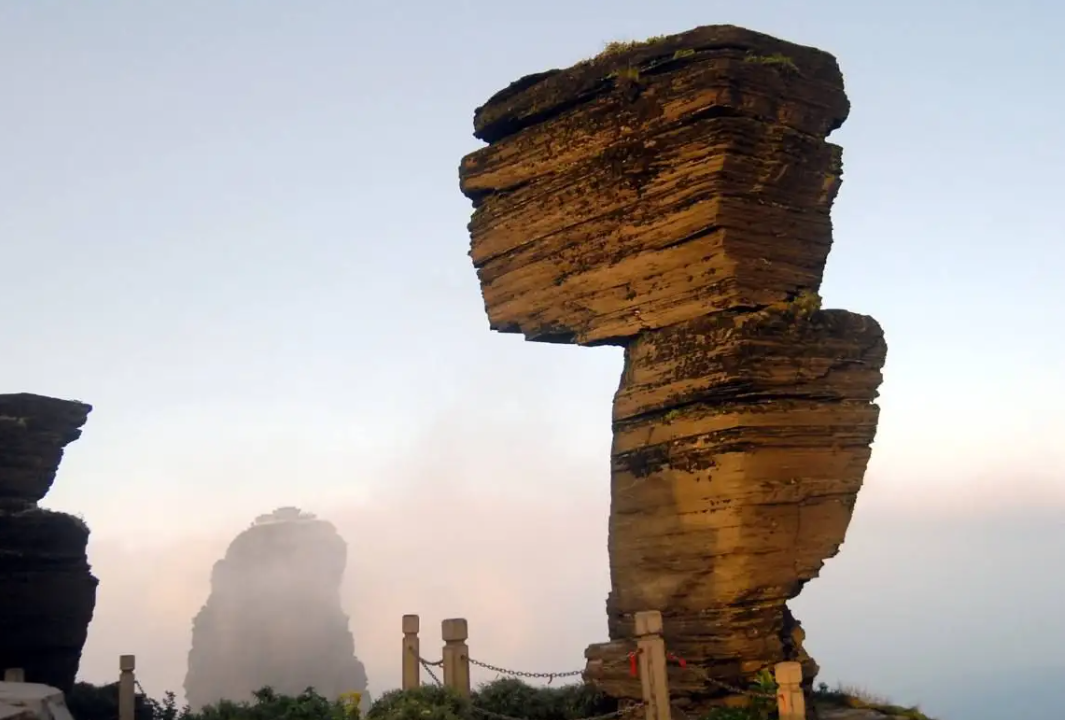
458,25 -> 887,712
0,393 -> 97,692
184,507 -> 369,710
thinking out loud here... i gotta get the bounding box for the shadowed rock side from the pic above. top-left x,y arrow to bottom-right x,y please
184,508 -> 369,711
0,393 -> 97,692
458,24 -> 887,712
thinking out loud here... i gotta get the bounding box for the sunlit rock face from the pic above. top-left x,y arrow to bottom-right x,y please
184,508 -> 368,710
458,24 -> 887,713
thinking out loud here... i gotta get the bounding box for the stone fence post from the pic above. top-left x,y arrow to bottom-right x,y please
118,655 -> 136,720
774,661 -> 805,720
634,611 -> 671,720
402,614 -> 421,690
3,668 -> 25,682
441,618 -> 470,698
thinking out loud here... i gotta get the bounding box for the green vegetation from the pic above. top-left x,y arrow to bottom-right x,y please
696,669 -> 776,720
742,53 -> 799,74
472,678 -> 615,720
68,678 -> 616,720
595,36 -> 667,61
67,686 -> 354,720
790,289 -> 822,319
608,66 -> 641,82
367,686 -> 466,720
68,677 -> 933,720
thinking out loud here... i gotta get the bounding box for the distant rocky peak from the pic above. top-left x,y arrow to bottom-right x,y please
253,506 -> 317,525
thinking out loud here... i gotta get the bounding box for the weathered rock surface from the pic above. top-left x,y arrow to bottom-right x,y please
0,679 -> 78,720
184,507 -> 369,711
459,24 -> 887,713
0,394 -> 97,693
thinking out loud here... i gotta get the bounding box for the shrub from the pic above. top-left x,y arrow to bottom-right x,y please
192,687 -> 349,720
67,681 -> 158,720
472,678 -> 616,720
69,685 -> 351,720
367,686 -> 467,720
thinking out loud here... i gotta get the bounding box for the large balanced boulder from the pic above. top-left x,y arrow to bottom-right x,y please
184,508 -> 369,710
459,25 -> 887,713
0,394 -> 97,693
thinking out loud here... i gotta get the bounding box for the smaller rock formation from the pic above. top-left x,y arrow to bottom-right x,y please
184,508 -> 368,710
0,393 -> 97,692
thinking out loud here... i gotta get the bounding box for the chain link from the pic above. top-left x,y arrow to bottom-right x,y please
686,665 -> 776,700
134,679 -> 147,696
425,647 -> 773,704
467,657 -> 584,684
419,656 -> 444,686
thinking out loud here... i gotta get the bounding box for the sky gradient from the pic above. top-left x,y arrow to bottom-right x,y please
2,2 -> 1063,719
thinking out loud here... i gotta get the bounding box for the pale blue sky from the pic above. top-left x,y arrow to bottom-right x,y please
2,2 -> 1063,719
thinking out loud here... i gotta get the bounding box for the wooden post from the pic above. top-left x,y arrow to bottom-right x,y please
3,668 -> 25,682
441,618 -> 470,698
774,662 -> 805,720
634,611 -> 671,720
402,614 -> 421,690
119,655 -> 136,720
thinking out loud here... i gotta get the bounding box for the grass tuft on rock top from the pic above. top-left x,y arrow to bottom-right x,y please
593,36 -> 667,61
742,52 -> 799,74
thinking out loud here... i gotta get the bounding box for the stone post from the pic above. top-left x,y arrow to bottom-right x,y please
402,614 -> 420,690
3,668 -> 25,682
441,618 -> 470,698
118,655 -> 136,720
634,612 -> 672,720
774,661 -> 805,720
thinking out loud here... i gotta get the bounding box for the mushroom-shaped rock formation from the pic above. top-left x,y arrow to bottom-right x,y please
184,508 -> 369,710
458,25 -> 887,712
0,393 -> 97,692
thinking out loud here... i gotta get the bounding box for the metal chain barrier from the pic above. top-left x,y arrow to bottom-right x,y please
467,657 -> 585,685
419,655 -> 444,686
684,663 -> 776,700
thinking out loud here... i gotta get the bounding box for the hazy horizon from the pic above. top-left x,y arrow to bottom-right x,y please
3,1 -> 1063,720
